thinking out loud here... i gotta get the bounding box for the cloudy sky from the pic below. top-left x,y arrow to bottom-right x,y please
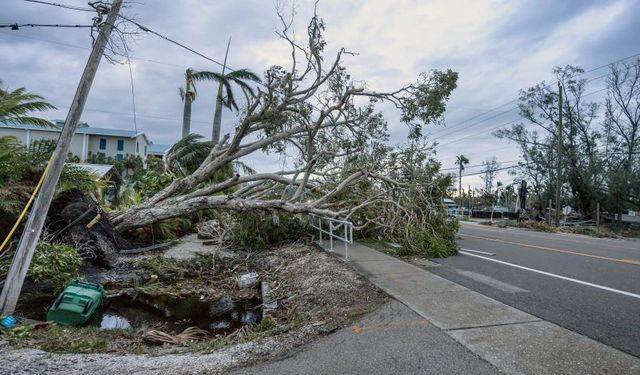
1,0 -> 639,189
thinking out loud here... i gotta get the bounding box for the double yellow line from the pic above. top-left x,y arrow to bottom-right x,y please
463,233 -> 640,266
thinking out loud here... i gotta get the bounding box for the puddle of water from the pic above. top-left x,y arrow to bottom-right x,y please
16,293 -> 262,334
100,293 -> 262,333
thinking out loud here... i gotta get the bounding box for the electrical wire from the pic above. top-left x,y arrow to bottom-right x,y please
0,23 -> 93,29
440,159 -> 524,171
23,0 -> 94,12
120,32 -> 138,134
429,52 -> 640,140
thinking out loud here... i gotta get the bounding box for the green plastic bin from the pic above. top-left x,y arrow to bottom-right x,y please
46,279 -> 105,325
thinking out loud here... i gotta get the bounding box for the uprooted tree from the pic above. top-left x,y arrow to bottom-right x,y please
110,13 -> 459,254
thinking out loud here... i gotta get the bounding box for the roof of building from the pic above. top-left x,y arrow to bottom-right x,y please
0,121 -> 150,144
148,143 -> 172,155
66,163 -> 122,183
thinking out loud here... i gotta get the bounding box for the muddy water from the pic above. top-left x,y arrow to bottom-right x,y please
16,293 -> 262,334
98,293 -> 262,333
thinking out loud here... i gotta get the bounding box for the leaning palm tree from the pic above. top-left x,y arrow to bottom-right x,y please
0,79 -> 55,127
455,154 -> 470,201
179,69 -> 197,139
192,39 -> 261,143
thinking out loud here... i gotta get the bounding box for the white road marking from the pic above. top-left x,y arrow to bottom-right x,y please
460,248 -> 495,256
460,250 -> 640,300
456,269 -> 528,293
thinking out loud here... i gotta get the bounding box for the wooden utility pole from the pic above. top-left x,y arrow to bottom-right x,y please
555,82 -> 563,228
0,0 -> 123,315
596,202 -> 601,232
468,185 -> 472,220
548,199 -> 552,227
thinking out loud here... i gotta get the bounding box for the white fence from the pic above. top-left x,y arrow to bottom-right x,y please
310,215 -> 353,260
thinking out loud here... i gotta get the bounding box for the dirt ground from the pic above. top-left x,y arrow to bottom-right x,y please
0,240 -> 387,375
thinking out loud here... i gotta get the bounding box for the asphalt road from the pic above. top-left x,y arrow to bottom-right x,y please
430,222 -> 640,358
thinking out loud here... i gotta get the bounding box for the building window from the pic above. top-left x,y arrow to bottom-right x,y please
116,154 -> 124,161
99,138 -> 107,150
144,146 -> 147,156
117,139 -> 124,151
136,142 -> 139,153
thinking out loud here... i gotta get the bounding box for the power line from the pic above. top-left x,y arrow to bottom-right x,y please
23,0 -> 94,12
456,163 -> 532,177
0,23 -> 93,29
22,0 -> 238,71
120,32 -> 138,134
440,158 -> 524,171
436,85 -> 610,148
117,14 -> 229,70
430,52 -> 640,140
50,103 -> 217,126
0,31 -> 191,69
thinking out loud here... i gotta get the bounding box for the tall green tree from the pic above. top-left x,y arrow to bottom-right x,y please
0,80 -> 55,127
603,59 -> 640,221
496,66 -> 602,216
455,154 -> 469,201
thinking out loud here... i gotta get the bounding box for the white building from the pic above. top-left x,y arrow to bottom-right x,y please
0,121 -> 151,162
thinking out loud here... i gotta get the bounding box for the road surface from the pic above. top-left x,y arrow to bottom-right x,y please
430,222 -> 640,358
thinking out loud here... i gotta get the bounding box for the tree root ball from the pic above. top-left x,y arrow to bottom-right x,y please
47,189 -> 132,268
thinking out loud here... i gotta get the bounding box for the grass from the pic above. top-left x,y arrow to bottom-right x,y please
1,324 -> 144,354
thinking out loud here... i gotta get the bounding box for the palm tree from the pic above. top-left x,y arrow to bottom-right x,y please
166,133 -> 255,179
455,154 -> 470,201
192,39 -> 261,143
0,80 -> 55,127
165,133 -> 214,177
179,69 -> 197,139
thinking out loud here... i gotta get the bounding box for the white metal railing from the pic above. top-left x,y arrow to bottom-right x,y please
310,215 -> 353,260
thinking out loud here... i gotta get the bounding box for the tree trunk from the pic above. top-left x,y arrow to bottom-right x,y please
182,96 -> 192,139
212,84 -> 224,143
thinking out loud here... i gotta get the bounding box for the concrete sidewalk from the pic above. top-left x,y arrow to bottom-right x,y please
334,242 -> 640,374
230,300 -> 501,375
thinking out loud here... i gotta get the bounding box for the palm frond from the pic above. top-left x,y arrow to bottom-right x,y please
231,160 -> 256,175
226,69 -> 261,83
223,83 -> 238,111
192,71 -> 227,83
0,85 -> 56,127
166,134 -> 215,175
228,79 -> 257,98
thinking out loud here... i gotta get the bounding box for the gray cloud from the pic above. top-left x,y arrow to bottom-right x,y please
1,0 -> 638,188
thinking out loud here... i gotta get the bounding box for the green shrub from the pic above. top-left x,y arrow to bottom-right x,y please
135,170 -> 175,199
399,216 -> 458,258
27,241 -> 81,288
0,241 -> 81,289
231,211 -> 309,251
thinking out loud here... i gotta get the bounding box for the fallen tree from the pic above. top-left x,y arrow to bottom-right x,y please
111,11 -> 458,251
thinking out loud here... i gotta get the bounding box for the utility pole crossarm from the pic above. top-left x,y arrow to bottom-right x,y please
0,0 -> 124,315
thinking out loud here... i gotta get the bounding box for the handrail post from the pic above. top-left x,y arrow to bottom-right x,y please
318,217 -> 323,245
344,224 -> 348,260
329,221 -> 333,252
